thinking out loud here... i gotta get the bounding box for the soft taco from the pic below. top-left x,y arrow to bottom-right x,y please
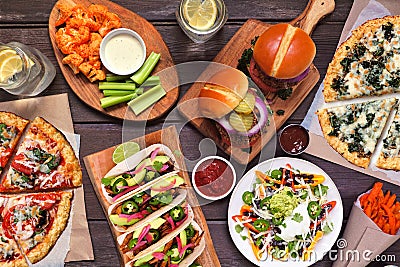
102,144 -> 179,203
126,221 -> 205,267
118,203 -> 195,262
108,186 -> 187,233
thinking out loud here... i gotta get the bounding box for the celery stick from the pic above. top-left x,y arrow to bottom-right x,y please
141,76 -> 161,87
128,85 -> 166,115
100,93 -> 136,109
106,74 -> 131,82
103,90 -> 135,97
99,82 -> 136,90
135,87 -> 144,95
130,52 -> 161,85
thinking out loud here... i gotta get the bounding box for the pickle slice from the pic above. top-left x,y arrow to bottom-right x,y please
234,93 -> 256,114
229,112 -> 254,132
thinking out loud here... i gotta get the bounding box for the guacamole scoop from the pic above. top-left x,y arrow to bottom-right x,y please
269,187 -> 298,218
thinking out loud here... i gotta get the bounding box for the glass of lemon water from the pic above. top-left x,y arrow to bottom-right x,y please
0,42 -> 55,96
176,0 -> 228,43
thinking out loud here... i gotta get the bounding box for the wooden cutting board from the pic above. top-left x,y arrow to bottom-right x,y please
49,0 -> 178,121
83,126 -> 221,267
178,0 -> 335,165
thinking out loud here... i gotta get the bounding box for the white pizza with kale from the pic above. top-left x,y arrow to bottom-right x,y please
324,16 -> 400,102
377,107 -> 400,170
317,98 -> 397,168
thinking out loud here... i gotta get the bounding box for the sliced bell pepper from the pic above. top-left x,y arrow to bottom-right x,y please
303,231 -> 324,261
248,231 -> 262,261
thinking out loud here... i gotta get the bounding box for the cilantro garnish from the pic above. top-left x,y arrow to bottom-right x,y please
292,213 -> 303,223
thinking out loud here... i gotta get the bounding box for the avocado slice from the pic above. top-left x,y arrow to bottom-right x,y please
152,155 -> 170,164
109,214 -> 139,226
180,228 -> 187,246
126,168 -> 147,186
136,155 -> 170,171
132,217 -> 166,239
134,246 -> 164,266
150,175 -> 185,197
170,229 -> 188,264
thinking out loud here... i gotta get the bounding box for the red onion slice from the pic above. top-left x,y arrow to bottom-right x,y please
131,240 -> 147,252
276,67 -> 310,83
112,185 -> 140,202
166,215 -> 176,230
150,148 -> 160,161
152,252 -> 165,260
137,224 -> 151,244
127,162 -> 146,175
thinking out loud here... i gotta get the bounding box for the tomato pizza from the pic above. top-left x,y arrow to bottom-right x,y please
0,112 -> 29,175
1,117 -> 82,192
0,191 -> 73,265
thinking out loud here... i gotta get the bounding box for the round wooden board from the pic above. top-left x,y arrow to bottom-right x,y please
48,0 -> 179,121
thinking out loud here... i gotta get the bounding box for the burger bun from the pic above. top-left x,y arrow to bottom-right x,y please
198,68 -> 248,118
253,23 -> 316,79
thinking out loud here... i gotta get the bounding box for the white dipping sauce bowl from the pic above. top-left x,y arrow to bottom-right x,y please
100,28 -> 146,75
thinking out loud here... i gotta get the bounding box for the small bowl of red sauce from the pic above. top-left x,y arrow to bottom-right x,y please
192,156 -> 236,201
279,124 -> 310,155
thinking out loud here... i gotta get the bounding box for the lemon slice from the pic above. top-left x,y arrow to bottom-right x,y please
0,54 -> 23,83
183,0 -> 218,31
112,141 -> 141,164
0,49 -> 17,63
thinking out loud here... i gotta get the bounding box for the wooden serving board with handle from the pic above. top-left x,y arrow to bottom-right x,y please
49,0 -> 178,121
84,125 -> 221,267
178,0 -> 335,165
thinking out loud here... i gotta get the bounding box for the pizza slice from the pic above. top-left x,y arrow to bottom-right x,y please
0,112 -> 29,174
0,221 -> 28,267
317,98 -> 397,168
376,106 -> 400,170
1,117 -> 82,192
0,191 -> 73,264
324,16 -> 400,102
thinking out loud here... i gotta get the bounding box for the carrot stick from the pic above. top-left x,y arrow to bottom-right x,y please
386,194 -> 396,208
396,220 -> 400,233
383,190 -> 391,204
383,224 -> 391,234
365,204 -> 372,217
382,204 -> 396,235
368,182 -> 383,202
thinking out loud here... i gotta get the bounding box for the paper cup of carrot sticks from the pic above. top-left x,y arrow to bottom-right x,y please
332,182 -> 400,267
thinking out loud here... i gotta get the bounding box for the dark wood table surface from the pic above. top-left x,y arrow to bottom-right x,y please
1,1 -> 399,266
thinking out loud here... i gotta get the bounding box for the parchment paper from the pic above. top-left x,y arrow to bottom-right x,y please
0,93 -> 94,264
301,0 -> 400,185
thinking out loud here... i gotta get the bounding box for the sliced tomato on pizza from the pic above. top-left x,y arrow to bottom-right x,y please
1,117 -> 82,192
0,112 -> 29,175
0,221 -> 28,267
0,191 -> 73,264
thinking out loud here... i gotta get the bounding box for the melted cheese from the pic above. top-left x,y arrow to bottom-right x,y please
334,22 -> 400,98
327,98 -> 395,155
381,110 -> 400,157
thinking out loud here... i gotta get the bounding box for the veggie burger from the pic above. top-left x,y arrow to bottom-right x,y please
248,23 -> 316,93
198,68 -> 270,149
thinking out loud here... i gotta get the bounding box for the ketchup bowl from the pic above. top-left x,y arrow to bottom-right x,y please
192,156 -> 236,201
